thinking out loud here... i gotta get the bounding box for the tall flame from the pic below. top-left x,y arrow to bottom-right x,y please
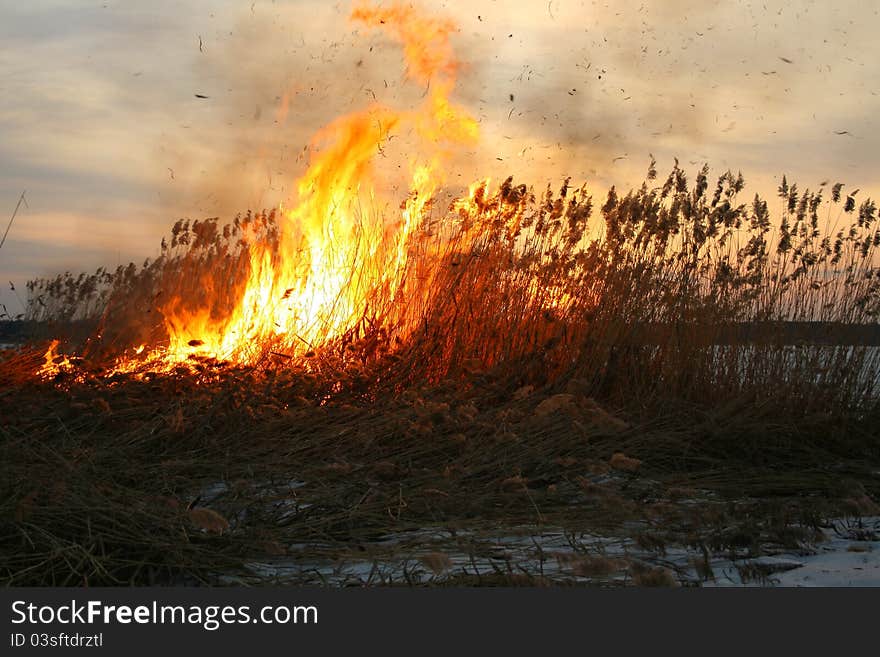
153,1 -> 478,367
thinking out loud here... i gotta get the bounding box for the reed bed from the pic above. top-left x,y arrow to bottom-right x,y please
23,163 -> 880,410
2,164 -> 879,585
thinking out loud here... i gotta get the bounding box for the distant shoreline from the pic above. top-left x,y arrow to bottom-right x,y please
0,319 -> 98,345
3,319 -> 880,347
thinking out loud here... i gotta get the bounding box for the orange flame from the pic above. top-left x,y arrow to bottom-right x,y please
37,339 -> 74,378
130,1 -> 478,370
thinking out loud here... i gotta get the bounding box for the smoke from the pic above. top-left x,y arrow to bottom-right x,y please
156,2 -> 370,217
153,0 -> 880,220
156,0 -> 480,219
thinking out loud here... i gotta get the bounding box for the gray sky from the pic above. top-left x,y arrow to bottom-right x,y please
2,0 -> 879,316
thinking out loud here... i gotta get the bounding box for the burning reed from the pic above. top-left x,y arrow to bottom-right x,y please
19,1 -> 880,413
23,162 -> 880,415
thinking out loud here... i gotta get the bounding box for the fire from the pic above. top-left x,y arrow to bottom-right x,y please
31,1 -> 515,381
105,0 -> 479,373
37,340 -> 73,378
